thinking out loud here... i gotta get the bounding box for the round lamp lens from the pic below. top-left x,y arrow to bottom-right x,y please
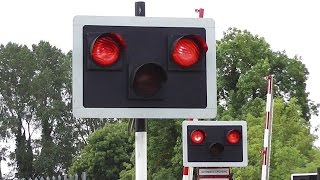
227,130 -> 241,144
190,130 -> 205,144
91,34 -> 121,66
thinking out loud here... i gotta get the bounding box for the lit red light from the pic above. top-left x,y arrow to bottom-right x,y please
190,129 -> 205,144
226,130 -> 241,144
171,35 -> 207,68
91,33 -> 125,66
172,38 -> 200,67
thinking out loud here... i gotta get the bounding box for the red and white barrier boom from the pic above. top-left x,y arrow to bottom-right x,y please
261,75 -> 274,180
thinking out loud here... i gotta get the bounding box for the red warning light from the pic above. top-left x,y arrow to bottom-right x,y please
172,35 -> 207,67
226,130 -> 241,144
91,33 -> 125,66
190,129 -> 206,144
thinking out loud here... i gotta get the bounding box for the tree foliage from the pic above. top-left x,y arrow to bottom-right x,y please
216,28 -> 319,179
217,28 -> 318,120
0,43 -> 37,177
0,42 -> 110,178
147,120 -> 182,179
69,122 -> 133,179
230,98 -> 318,179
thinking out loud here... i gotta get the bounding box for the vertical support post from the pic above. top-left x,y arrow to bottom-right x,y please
135,118 -> 147,180
317,167 -> 320,180
261,75 -> 274,180
82,172 -> 87,180
134,3 -> 147,180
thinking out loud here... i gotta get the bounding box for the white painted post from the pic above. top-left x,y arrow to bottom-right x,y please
135,130 -> 147,180
188,167 -> 194,180
82,172 -> 86,180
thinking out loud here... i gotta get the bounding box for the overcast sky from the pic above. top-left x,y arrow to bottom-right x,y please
0,0 -> 319,174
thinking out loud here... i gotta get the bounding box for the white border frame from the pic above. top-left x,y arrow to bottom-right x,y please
291,173 -> 317,180
182,121 -> 248,167
73,16 -> 216,119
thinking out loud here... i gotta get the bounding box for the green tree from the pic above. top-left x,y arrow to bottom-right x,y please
120,119 -> 184,180
69,122 -> 134,179
147,119 -> 182,179
30,41 -> 71,176
217,28 -> 318,120
0,43 -> 35,177
0,42 -> 112,177
216,28 -> 319,179
231,98 -> 317,180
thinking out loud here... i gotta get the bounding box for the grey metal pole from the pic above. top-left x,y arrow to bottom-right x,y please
317,167 -> 320,180
134,3 -> 147,180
